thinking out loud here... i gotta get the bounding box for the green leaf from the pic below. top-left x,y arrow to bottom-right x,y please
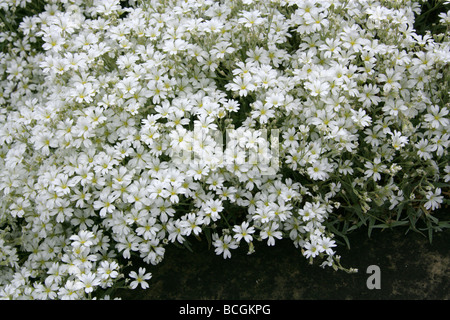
368,217 -> 376,238
437,221 -> 450,229
326,222 -> 351,249
389,220 -> 409,228
346,224 -> 359,233
396,203 -> 405,221
204,227 -> 212,250
183,240 -> 194,253
428,223 -> 433,244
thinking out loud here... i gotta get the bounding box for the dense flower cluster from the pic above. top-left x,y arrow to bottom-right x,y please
0,0 -> 449,299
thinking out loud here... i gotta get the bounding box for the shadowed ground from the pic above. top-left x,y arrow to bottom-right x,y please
117,220 -> 450,300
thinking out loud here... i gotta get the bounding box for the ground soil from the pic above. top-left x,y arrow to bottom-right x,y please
117,221 -> 450,300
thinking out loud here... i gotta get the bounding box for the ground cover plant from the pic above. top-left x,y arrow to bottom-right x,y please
0,0 -> 449,299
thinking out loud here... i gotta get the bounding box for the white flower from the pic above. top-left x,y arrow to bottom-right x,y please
303,239 -> 322,259
238,10 -> 265,28
98,261 -> 120,280
225,74 -> 256,97
129,268 -> 152,290
358,84 -> 381,108
382,99 -> 408,117
42,30 -> 65,52
260,222 -> 283,246
70,230 -> 95,248
378,68 -> 402,92
93,193 -> 118,217
94,0 -> 121,16
163,39 -> 188,55
424,105 -> 449,129
305,79 -> 330,97
211,41 -> 235,59
319,236 -> 336,256
136,217 -> 160,240
424,188 -> 444,211
233,221 -> 255,243
250,100 -> 276,124
213,234 -> 238,259
78,273 -> 101,294
180,213 -> 204,236
307,158 -> 333,181
389,130 -> 409,150
58,280 -> 84,300
351,108 -> 372,127
415,138 -> 437,160
203,199 -> 224,222
364,158 -> 386,182
444,166 -> 450,182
